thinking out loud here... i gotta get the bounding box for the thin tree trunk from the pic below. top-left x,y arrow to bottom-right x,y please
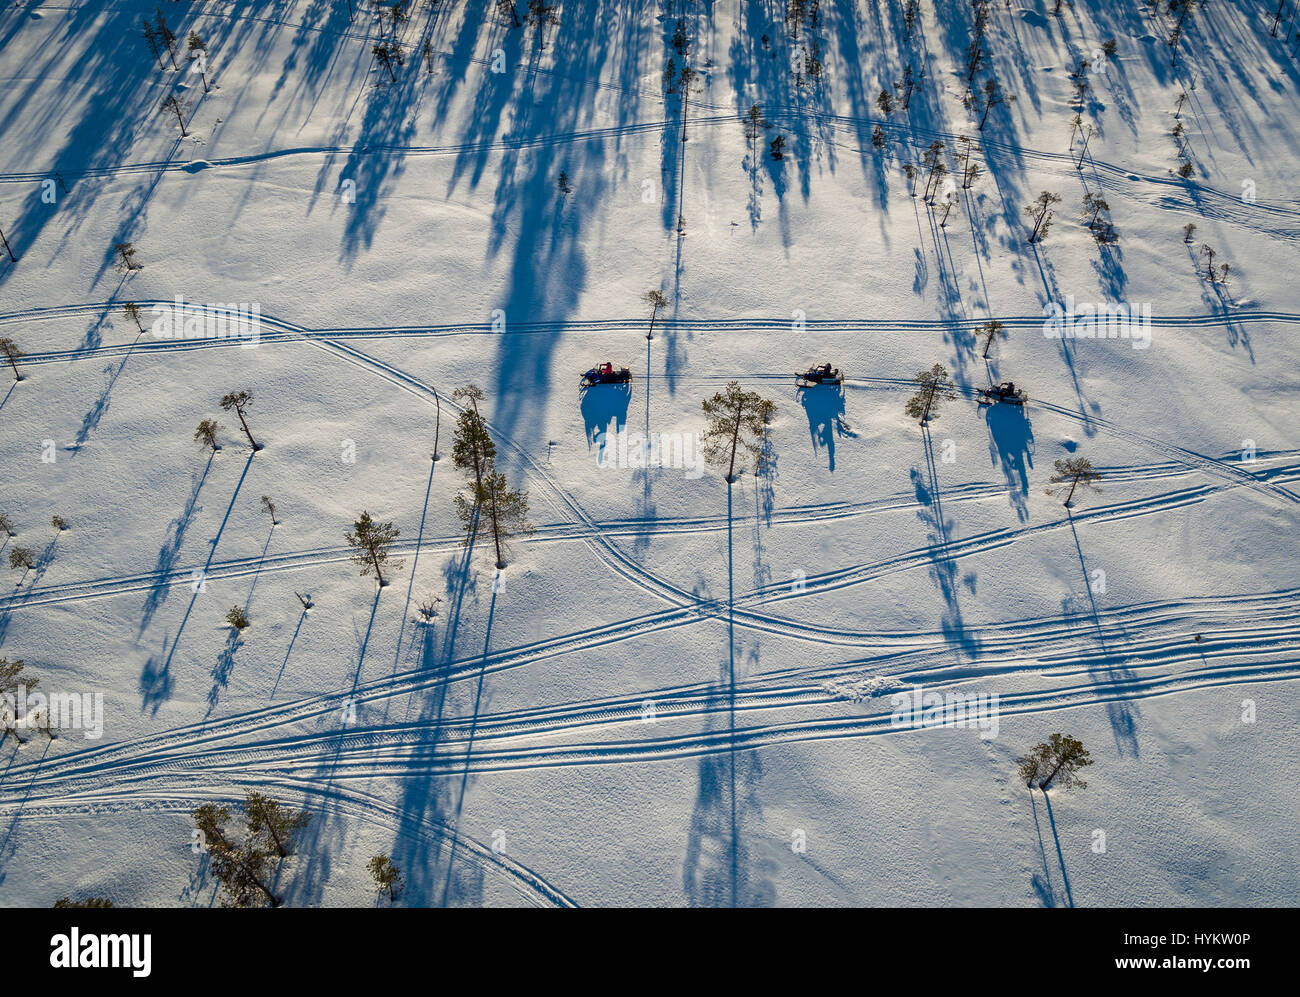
236,409 -> 258,450
490,482 -> 503,568
369,545 -> 386,587
1065,475 -> 1078,506
265,823 -> 288,858
647,304 -> 658,340
433,390 -> 441,460
726,402 -> 743,483
0,225 -> 17,262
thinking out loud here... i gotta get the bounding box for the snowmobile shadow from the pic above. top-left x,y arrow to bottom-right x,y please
797,384 -> 845,471
580,381 -> 631,453
983,401 -> 1034,522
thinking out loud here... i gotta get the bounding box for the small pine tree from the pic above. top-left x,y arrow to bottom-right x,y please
904,364 -> 957,424
876,89 -> 894,115
977,77 -> 1009,131
1016,733 -> 1093,792
1182,222 -> 1197,243
1025,190 -> 1061,243
872,124 -> 886,149
700,381 -> 777,483
219,390 -> 260,450
261,495 -> 277,525
770,135 -> 786,160
225,605 -> 249,630
51,515 -> 68,532
160,94 -> 190,136
373,42 -> 403,81
415,594 -> 441,623
672,18 -> 689,54
244,791 -> 311,858
368,854 -> 404,902
557,170 -> 573,196
187,31 -> 211,92
123,301 -> 145,333
1,657 -> 35,745
977,320 -> 1005,359
1082,191 -> 1110,229
142,19 -> 165,70
9,547 -> 35,574
1046,456 -> 1102,507
0,337 -> 23,381
0,513 -> 13,536
642,289 -> 668,340
191,804 -> 283,908
527,0 -> 560,49
194,418 -> 222,452
114,241 -> 141,272
155,7 -> 179,70
345,511 -> 403,587
451,385 -> 496,496
469,469 -> 535,569
498,0 -> 522,27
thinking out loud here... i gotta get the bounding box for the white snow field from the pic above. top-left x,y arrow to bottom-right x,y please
0,0 -> 1297,908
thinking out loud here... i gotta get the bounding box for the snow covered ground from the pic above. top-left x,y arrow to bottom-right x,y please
0,0 -> 1297,907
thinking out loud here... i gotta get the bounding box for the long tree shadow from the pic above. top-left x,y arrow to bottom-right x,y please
1066,510 -> 1139,756
683,481 -> 775,907
138,451 -> 215,636
439,581 -> 497,908
1028,788 -> 1073,908
206,627 -> 244,718
389,519 -> 479,903
1041,790 -> 1075,908
144,451 -> 255,706
138,632 -> 176,715
917,424 -> 980,659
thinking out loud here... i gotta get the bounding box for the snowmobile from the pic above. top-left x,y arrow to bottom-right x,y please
976,381 -> 1028,406
580,361 -> 632,387
796,362 -> 843,387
